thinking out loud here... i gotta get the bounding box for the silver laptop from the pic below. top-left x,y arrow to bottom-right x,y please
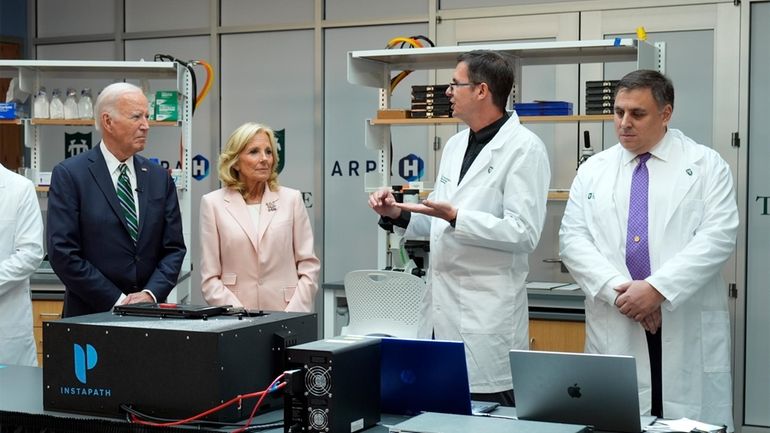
509,350 -> 655,433
389,411 -> 589,433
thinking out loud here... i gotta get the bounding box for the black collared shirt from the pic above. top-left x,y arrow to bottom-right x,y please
458,112 -> 509,184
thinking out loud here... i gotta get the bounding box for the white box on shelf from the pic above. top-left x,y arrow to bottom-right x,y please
36,171 -> 51,186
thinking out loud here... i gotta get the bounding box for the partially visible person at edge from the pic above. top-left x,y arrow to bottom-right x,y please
0,162 -> 44,366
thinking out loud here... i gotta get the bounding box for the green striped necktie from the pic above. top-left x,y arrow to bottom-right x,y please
117,163 -> 138,243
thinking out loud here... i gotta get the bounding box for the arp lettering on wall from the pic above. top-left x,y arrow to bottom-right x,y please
757,196 -> 770,215
64,132 -> 92,158
330,155 -> 425,181
148,158 -> 182,171
148,155 -> 210,181
330,159 -> 377,177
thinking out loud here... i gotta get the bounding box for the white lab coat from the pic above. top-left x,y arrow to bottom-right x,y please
0,163 -> 44,367
559,129 -> 737,430
403,113 -> 550,393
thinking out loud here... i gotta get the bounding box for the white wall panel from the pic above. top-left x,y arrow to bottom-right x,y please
440,0 -> 575,9
125,0 -> 210,32
325,0 -> 428,21
221,0 -> 314,27
36,41 -> 115,60
36,0 -> 115,38
745,2 -> 770,426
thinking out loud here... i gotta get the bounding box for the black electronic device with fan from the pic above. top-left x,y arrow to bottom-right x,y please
283,336 -> 380,433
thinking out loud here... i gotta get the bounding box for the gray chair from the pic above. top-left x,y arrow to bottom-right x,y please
341,270 -> 426,338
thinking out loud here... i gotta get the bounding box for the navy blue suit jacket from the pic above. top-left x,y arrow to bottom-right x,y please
47,145 -> 186,317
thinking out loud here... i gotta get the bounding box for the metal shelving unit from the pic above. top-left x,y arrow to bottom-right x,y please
348,38 -> 664,188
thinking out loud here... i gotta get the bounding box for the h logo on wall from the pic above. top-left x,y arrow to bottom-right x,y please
73,343 -> 98,384
399,153 -> 425,182
65,132 -> 92,159
275,128 -> 286,174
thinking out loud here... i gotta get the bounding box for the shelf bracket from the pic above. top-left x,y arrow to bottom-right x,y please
654,42 -> 666,74
365,120 -> 388,150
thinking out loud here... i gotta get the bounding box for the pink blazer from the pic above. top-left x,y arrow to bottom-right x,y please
199,186 -> 320,312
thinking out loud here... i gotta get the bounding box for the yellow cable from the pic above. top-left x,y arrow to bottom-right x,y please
387,37 -> 422,49
194,60 -> 214,109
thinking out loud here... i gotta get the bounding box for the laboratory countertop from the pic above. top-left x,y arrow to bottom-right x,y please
322,280 -> 586,321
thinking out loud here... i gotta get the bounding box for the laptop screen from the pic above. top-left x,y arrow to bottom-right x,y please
509,350 -> 645,433
380,338 -> 473,416
112,302 -> 229,319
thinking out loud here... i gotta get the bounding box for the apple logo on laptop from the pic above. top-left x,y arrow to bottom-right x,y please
567,383 -> 582,398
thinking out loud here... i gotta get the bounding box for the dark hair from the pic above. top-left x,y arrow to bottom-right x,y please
615,69 -> 674,110
457,50 -> 514,112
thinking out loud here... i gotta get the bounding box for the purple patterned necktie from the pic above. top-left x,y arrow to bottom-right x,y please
626,152 -> 652,280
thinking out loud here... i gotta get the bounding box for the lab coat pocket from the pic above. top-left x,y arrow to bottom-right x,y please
701,311 -> 730,373
668,199 -> 704,245
222,273 -> 237,286
458,275 -> 512,334
283,286 -> 296,302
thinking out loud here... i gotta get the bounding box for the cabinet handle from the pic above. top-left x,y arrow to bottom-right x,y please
529,337 -> 535,349
39,313 -> 61,319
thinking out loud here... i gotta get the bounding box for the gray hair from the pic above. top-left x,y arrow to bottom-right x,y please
94,82 -> 144,132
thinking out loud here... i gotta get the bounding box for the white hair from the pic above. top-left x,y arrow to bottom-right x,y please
94,82 -> 144,132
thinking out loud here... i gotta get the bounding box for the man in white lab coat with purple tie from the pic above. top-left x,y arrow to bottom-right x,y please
559,70 -> 737,430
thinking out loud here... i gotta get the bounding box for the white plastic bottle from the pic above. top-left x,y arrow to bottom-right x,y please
33,87 -> 50,119
49,88 -> 64,119
78,88 -> 93,119
63,88 -> 79,119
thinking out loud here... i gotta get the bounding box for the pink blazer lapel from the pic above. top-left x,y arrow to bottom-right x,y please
258,188 -> 280,241
223,188 -> 260,254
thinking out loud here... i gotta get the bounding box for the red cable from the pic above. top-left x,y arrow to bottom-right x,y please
129,373 -> 285,428
233,375 -> 286,433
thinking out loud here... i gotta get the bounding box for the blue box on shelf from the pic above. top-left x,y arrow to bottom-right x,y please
0,102 -> 16,119
514,101 -> 573,116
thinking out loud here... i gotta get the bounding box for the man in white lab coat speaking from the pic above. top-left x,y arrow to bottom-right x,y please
369,50 -> 550,405
0,162 -> 44,366
559,70 -> 737,430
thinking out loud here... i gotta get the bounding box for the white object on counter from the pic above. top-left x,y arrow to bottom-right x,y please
63,88 -> 79,119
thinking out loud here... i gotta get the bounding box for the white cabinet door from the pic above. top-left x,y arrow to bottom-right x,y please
743,1 -> 770,429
